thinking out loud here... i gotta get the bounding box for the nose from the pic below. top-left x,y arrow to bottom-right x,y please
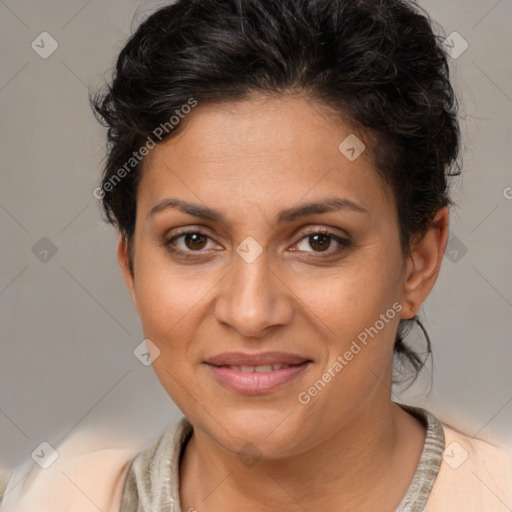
214,248 -> 294,339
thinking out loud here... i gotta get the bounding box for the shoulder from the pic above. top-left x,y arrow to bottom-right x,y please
120,416 -> 193,511
425,423 -> 512,511
0,429 -> 139,512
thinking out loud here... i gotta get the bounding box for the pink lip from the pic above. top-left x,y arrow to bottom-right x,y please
205,361 -> 311,394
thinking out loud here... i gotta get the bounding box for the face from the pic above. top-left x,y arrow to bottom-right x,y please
119,93 -> 442,459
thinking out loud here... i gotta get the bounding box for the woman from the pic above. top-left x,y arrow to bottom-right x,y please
2,0 -> 511,510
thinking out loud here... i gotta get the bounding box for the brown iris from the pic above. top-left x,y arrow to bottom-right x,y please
309,233 -> 331,252
183,233 -> 208,250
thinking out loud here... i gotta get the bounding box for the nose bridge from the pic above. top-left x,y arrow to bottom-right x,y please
215,244 -> 293,337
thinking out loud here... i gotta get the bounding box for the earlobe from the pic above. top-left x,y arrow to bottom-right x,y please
401,208 -> 449,319
117,234 -> 139,313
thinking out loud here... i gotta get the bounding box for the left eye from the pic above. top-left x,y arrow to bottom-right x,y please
294,230 -> 350,254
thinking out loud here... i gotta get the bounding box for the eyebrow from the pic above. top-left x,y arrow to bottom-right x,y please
147,197 -> 368,224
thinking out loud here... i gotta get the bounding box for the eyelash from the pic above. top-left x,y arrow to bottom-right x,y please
163,228 -> 352,260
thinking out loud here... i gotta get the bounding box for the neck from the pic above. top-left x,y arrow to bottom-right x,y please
179,399 -> 426,511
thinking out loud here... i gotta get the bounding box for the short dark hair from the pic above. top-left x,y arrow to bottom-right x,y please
91,0 -> 461,383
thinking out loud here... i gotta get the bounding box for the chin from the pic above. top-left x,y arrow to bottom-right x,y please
209,407 -> 308,456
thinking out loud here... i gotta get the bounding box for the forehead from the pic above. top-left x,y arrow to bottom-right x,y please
137,94 -> 395,221
151,94 -> 357,163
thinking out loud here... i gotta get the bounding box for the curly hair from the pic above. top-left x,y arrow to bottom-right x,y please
91,0 -> 461,383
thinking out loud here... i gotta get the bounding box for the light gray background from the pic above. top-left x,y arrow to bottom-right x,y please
1,0 -> 511,470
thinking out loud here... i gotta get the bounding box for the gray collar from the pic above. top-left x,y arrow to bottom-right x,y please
395,403 -> 446,511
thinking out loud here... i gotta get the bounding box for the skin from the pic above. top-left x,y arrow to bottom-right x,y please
117,93 -> 449,511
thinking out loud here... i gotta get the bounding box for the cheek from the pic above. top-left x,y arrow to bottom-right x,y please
133,258 -> 204,402
305,257 -> 402,402
305,257 -> 400,338
133,242 -> 206,332
132,244 -> 222,395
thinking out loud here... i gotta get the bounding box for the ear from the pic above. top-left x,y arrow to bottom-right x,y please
400,207 -> 449,319
117,234 -> 139,313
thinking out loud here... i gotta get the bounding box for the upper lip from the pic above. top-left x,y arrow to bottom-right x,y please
205,351 -> 311,366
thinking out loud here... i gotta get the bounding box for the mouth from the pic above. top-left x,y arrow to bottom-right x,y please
216,363 -> 299,372
204,352 -> 312,394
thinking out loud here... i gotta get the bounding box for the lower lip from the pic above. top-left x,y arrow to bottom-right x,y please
205,363 -> 311,394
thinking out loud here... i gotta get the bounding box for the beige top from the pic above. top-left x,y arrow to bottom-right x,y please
2,403 -> 512,511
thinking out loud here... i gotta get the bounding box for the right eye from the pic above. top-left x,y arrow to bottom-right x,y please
164,229 -> 222,258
